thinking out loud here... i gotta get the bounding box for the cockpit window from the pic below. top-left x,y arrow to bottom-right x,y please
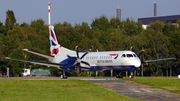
133,54 -> 137,57
121,54 -> 126,58
126,54 -> 133,57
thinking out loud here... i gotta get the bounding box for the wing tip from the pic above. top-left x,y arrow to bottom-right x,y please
22,49 -> 28,51
5,57 -> 11,59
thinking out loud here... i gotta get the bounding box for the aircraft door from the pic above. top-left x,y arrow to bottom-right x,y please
119,54 -> 126,65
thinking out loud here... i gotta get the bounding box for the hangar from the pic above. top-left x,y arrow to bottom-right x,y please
138,15 -> 180,25
138,15 -> 180,29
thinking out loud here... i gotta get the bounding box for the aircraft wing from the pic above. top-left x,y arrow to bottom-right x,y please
144,58 -> 176,63
22,49 -> 54,59
5,57 -> 64,68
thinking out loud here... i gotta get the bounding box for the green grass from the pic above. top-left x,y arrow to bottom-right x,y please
0,80 -> 140,101
123,77 -> 180,94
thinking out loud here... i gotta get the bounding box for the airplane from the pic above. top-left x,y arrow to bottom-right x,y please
5,25 -> 176,79
5,2 -> 175,79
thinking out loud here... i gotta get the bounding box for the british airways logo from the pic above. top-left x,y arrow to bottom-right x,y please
109,54 -> 118,59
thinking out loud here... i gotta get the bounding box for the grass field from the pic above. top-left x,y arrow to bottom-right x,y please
123,77 -> 180,94
0,79 -> 140,101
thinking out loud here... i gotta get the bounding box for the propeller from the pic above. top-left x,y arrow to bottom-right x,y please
67,46 -> 91,74
130,47 -> 146,76
137,50 -> 148,65
130,47 -> 147,65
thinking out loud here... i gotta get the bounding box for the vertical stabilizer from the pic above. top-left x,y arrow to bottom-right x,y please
49,26 -> 61,56
48,2 -> 75,55
48,2 -> 61,56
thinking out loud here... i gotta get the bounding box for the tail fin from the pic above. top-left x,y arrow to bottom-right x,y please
49,26 -> 61,56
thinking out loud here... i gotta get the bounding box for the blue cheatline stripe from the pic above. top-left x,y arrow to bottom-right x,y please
60,62 -> 136,72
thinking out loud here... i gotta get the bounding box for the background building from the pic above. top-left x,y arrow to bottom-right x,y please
138,2 -> 180,29
117,8 -> 121,21
138,15 -> 180,25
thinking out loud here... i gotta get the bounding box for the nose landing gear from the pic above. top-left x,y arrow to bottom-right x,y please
129,71 -> 134,78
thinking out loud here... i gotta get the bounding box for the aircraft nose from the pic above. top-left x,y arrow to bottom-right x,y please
134,59 -> 141,68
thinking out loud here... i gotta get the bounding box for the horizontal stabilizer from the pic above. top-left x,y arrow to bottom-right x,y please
5,57 -> 64,68
144,58 -> 176,63
22,49 -> 54,59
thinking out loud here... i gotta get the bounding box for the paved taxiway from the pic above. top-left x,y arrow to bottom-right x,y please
0,77 -> 180,101
87,79 -> 180,101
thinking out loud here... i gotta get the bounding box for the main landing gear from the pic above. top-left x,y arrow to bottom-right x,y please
116,71 -> 123,78
61,71 -> 67,79
116,71 -> 134,78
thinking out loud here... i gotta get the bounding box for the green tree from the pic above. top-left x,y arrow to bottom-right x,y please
91,15 -> 110,31
123,18 -> 140,36
5,10 -> 16,29
8,49 -> 25,77
76,22 -> 91,37
109,18 -> 122,29
30,19 -> 48,37
148,20 -> 164,32
4,25 -> 27,56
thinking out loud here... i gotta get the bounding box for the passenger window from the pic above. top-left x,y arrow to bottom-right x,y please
133,54 -> 137,57
126,54 -> 133,57
121,54 -> 126,58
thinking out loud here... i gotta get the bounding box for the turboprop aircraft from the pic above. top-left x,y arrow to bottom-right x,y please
5,2 -> 175,79
6,25 -> 175,79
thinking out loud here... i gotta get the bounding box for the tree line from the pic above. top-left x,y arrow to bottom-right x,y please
0,10 -> 180,77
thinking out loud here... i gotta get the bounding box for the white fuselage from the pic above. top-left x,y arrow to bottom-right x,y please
51,50 -> 141,71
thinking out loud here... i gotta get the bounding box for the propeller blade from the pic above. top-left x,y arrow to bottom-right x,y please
76,63 -> 82,73
68,46 -> 91,74
75,46 -> 79,58
80,51 -> 90,59
141,61 -> 148,65
68,61 -> 77,70
80,66 -> 91,69
130,46 -> 133,51
81,49 -> 92,52
81,61 -> 91,67
138,50 -> 145,57
67,55 -> 77,61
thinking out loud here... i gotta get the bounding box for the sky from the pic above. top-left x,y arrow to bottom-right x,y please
1,0 -> 180,26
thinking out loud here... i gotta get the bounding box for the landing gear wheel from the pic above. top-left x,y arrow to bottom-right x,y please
129,75 -> 134,78
61,75 -> 67,79
116,71 -> 123,78
129,71 -> 134,78
61,71 -> 67,79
